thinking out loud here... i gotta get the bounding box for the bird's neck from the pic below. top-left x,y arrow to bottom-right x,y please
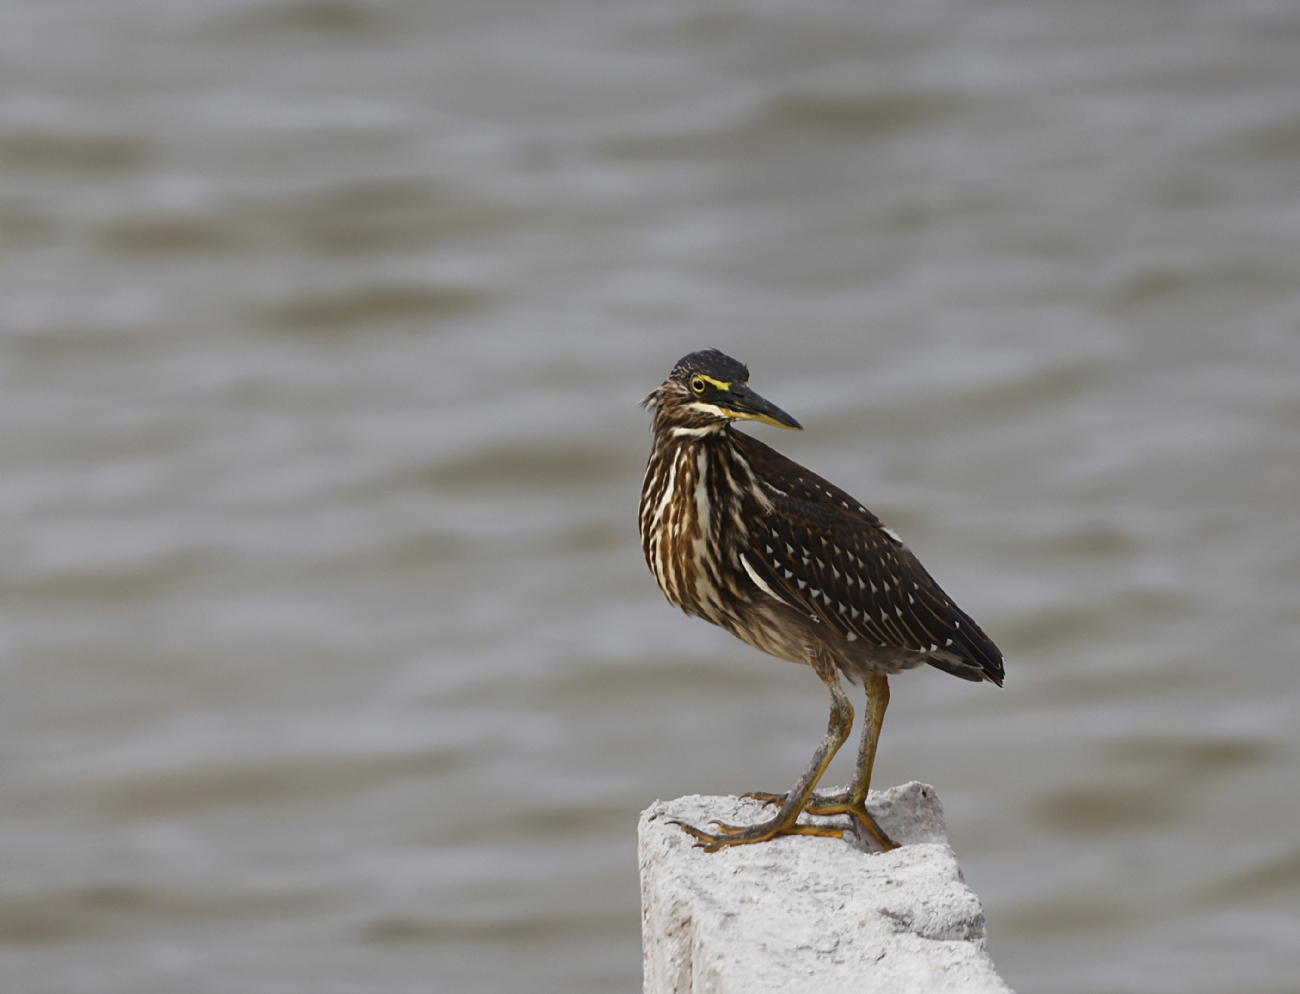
650,404 -> 732,441
668,423 -> 728,439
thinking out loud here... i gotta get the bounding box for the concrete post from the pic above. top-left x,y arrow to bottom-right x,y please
639,781 -> 1013,994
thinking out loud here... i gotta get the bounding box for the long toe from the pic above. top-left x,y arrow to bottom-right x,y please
849,807 -> 897,851
794,801 -> 897,851
704,820 -> 753,836
746,788 -> 851,810
667,811 -> 848,852
739,791 -> 788,806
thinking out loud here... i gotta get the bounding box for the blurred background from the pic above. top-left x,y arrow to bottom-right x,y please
1,0 -> 1298,992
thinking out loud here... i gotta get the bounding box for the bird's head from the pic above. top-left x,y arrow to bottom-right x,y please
643,348 -> 803,435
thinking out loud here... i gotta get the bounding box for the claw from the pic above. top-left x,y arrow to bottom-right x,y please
707,821 -> 752,836
666,819 -> 719,846
740,791 -> 788,807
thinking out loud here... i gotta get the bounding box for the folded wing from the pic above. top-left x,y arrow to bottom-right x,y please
741,493 -> 1004,686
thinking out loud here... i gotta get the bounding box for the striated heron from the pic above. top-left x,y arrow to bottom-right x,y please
639,349 -> 1003,852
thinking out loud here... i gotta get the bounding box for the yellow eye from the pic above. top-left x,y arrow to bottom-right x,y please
691,376 -> 706,394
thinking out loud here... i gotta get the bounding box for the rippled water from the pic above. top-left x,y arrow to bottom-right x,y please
1,1 -> 1299,992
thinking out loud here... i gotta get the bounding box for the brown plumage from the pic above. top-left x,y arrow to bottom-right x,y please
639,348 -> 1002,851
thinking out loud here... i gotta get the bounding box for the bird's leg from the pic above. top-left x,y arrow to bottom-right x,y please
670,649 -> 854,852
744,676 -> 897,850
801,674 -> 896,850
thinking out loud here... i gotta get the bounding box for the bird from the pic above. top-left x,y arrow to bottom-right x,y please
639,349 -> 1003,852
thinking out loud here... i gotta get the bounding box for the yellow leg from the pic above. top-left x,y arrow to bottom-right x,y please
670,647 -> 855,852
802,674 -> 896,850
853,674 -> 889,804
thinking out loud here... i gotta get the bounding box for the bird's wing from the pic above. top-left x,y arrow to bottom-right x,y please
742,494 -> 1004,685
733,430 -> 884,527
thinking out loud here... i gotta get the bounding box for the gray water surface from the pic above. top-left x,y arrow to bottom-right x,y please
1,2 -> 1299,992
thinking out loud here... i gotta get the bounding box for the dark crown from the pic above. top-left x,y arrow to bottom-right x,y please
669,349 -> 750,386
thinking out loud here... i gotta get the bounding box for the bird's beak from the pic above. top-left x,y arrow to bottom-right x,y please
723,383 -> 803,430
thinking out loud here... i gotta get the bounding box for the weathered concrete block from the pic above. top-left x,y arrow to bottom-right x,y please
639,782 -> 1012,994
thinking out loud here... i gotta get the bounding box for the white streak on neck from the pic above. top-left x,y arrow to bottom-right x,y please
692,449 -> 719,611
671,425 -> 724,438
650,456 -> 679,529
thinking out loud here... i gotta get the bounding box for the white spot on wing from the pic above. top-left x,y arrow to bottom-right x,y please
740,554 -> 784,605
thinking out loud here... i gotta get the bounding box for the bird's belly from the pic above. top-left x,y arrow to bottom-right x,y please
649,534 -> 935,677
724,608 -> 810,665
727,600 -> 934,679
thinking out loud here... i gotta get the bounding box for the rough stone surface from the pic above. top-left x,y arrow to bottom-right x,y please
639,782 -> 1013,994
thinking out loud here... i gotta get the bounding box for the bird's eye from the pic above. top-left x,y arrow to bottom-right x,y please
690,377 -> 706,394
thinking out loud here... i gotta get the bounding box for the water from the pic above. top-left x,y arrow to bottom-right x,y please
1,1 -> 1298,991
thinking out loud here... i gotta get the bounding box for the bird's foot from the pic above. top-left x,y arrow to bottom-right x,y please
742,788 -> 850,808
667,815 -> 844,853
736,791 -> 897,851
802,799 -> 898,851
